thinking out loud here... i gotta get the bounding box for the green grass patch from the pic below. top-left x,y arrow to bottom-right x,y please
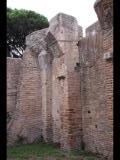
7,142 -> 102,160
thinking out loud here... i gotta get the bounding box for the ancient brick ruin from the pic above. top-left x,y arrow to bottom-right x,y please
7,0 -> 113,159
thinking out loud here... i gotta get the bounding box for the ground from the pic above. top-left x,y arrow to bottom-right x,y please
7,142 -> 104,160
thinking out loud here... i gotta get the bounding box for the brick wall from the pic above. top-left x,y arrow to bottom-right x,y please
7,58 -> 22,144
94,0 -> 113,159
7,1 -> 113,158
79,21 -> 108,155
77,0 -> 113,158
7,58 -> 21,113
8,49 -> 43,144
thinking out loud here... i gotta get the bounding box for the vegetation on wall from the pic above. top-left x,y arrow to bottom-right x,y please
7,8 -> 49,58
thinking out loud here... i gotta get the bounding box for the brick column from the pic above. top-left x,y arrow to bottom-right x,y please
38,50 -> 53,142
49,13 -> 83,151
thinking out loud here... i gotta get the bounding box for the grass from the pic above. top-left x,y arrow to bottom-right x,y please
7,142 -> 103,160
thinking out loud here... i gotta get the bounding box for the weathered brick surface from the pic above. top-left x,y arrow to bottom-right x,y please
38,49 -> 53,142
79,21 -> 109,156
7,0 -> 113,159
7,58 -> 22,144
7,58 -> 21,113
77,0 -> 113,159
49,13 -> 82,151
95,1 -> 113,159
7,49 -> 43,144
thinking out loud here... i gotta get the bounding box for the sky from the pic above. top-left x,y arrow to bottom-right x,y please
7,0 -> 98,36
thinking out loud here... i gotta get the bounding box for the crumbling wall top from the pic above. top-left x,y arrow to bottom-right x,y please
24,13 -> 83,58
25,28 -> 48,54
49,13 -> 82,41
94,0 -> 113,30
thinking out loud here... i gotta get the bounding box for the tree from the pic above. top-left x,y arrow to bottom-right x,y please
7,8 -> 49,58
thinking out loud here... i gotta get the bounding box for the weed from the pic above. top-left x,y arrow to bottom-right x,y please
7,142 -> 103,160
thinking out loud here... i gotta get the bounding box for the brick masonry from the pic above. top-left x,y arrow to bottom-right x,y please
7,0 -> 113,159
7,58 -> 21,114
7,58 -> 22,144
94,1 -> 113,159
